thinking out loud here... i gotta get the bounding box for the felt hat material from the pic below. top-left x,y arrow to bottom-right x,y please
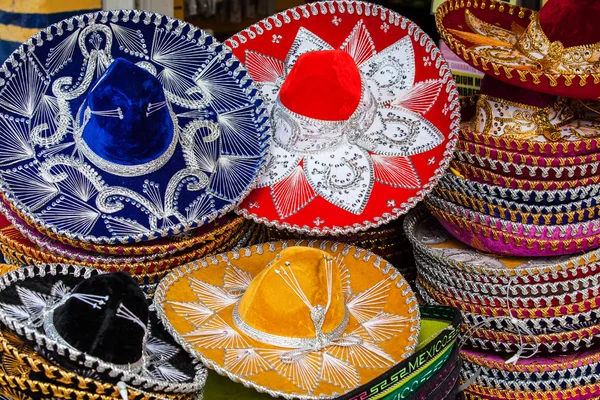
200,305 -> 460,400
155,240 -> 420,399
227,0 -> 460,235
0,9 -> 270,245
0,264 -> 207,393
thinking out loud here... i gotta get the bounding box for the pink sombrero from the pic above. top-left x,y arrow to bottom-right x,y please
226,0 -> 460,235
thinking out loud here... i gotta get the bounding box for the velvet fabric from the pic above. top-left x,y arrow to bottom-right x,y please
539,0 -> 600,48
156,240 -> 420,399
238,246 -> 345,338
0,10 -> 270,245
279,50 -> 362,121
81,58 -> 174,166
53,272 -> 148,365
437,0 -> 600,99
229,1 -> 457,235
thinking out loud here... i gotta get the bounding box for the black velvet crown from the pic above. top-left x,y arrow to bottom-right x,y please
52,272 -> 149,365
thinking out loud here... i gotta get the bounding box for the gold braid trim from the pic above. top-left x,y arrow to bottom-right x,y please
450,159 -> 600,190
436,0 -> 600,88
418,276 -> 599,319
0,218 -> 250,274
426,203 -> 599,264
459,350 -> 600,374
457,139 -> 600,167
432,186 -> 600,225
459,126 -> 600,156
465,381 -> 600,400
0,331 -> 195,400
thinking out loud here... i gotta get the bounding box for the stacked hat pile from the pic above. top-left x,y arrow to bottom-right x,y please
0,7 -> 274,295
0,1 -> 467,400
152,1 -> 464,400
409,0 -> 600,399
0,7 -> 275,400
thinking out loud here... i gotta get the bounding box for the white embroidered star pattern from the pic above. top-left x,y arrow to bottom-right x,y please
243,20 -> 445,222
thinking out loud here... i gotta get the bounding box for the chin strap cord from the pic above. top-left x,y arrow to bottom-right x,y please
117,382 -> 128,400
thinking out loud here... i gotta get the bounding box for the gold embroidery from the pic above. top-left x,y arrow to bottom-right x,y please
436,1 -> 600,89
473,95 -> 600,142
458,10 -> 600,75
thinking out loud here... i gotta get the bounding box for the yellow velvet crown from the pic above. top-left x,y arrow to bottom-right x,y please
237,246 -> 345,339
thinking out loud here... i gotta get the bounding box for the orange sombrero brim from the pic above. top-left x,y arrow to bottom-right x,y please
154,240 -> 420,399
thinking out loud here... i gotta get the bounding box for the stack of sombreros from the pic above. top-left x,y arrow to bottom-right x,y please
0,7 -> 274,294
0,264 -> 209,400
150,1 -> 463,399
0,7 -> 276,400
408,0 -> 600,398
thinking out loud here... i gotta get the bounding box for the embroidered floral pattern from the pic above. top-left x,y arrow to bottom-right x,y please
169,259 -> 408,394
244,20 -> 444,218
0,11 -> 270,244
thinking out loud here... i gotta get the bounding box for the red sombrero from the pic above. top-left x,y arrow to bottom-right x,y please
227,0 -> 459,235
436,0 -> 600,100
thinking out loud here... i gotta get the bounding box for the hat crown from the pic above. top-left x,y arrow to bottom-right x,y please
51,272 -> 149,365
79,58 -> 175,169
539,0 -> 600,48
279,50 -> 362,121
237,247 -> 346,340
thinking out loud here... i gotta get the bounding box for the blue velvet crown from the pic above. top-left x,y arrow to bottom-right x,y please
0,10 -> 270,244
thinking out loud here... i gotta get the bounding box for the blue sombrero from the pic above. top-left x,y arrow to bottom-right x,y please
0,10 -> 270,244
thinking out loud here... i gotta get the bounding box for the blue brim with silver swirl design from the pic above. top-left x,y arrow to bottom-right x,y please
0,10 -> 271,244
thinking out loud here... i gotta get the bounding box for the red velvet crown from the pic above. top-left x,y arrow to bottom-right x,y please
280,50 -> 362,121
540,0 -> 600,48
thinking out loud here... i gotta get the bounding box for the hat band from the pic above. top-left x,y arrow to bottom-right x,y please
473,94 -> 600,142
232,302 -> 350,349
271,79 -> 377,154
73,100 -> 180,178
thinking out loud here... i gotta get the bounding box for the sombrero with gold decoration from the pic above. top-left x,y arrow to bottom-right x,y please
226,0 -> 460,235
436,0 -> 600,100
0,329 -> 202,400
154,241 -> 420,399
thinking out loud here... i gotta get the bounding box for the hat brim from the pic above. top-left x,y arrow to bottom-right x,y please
461,347 -> 600,374
0,10 -> 270,245
450,159 -> 600,191
154,240 -> 420,399
427,202 -> 600,256
454,149 -> 600,181
432,185 -> 600,225
440,172 -> 600,206
0,206 -> 250,275
457,139 -> 600,168
227,0 -> 460,235
436,0 -> 600,99
0,330 -> 198,400
0,264 -> 207,393
403,207 -> 600,277
460,126 -> 600,158
417,282 -> 600,355
1,193 -> 249,257
414,252 -> 598,300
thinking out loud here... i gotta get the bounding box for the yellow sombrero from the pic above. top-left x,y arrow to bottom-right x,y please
154,241 -> 420,399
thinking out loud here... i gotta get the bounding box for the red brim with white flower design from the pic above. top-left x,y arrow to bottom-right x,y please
227,0 -> 460,235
